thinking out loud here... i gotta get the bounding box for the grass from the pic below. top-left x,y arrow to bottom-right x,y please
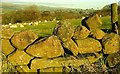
101,16 -> 111,29
12,19 -> 82,37
11,16 -> 113,37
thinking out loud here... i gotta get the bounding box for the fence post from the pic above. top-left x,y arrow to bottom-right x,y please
111,3 -> 118,34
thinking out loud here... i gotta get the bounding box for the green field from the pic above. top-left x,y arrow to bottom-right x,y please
10,15 -> 120,37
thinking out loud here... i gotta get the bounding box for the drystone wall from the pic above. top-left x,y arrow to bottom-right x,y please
1,14 -> 120,72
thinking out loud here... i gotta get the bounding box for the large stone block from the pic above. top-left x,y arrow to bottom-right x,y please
102,33 -> 120,54
11,30 -> 38,50
26,35 -> 64,58
8,50 -> 33,65
2,29 -> 14,39
73,25 -> 90,39
31,54 -> 102,70
83,14 -> 102,30
62,39 -> 79,56
2,39 -> 15,56
53,20 -> 74,42
76,38 -> 102,54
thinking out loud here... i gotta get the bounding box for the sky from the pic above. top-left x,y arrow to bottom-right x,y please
1,0 -> 120,9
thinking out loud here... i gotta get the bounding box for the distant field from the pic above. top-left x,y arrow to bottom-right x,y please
11,15 -> 119,37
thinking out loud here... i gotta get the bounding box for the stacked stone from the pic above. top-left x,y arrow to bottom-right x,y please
2,29 -> 15,56
2,3 -> 120,72
53,20 -> 79,56
83,14 -> 105,40
102,33 -> 120,67
2,30 -> 38,72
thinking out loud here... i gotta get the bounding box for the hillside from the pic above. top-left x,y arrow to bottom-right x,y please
1,2 -> 83,14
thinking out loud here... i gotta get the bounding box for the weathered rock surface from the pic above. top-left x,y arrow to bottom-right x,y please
107,52 -> 120,67
31,53 -> 102,70
102,33 -> 120,54
84,14 -> 102,30
62,39 -> 79,56
11,30 -> 38,50
73,25 -> 90,39
2,39 -> 15,56
53,20 -> 74,41
8,50 -> 33,65
2,29 -> 14,39
76,38 -> 102,54
26,35 -> 64,58
91,29 -> 105,40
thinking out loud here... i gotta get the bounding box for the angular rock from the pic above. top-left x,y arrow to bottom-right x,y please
84,14 -> 102,30
91,29 -> 105,40
62,39 -> 79,56
11,30 -> 38,50
73,25 -> 90,39
53,20 -> 74,42
8,50 -> 33,65
102,33 -> 120,54
2,29 -> 14,39
26,35 -> 64,58
31,59 -> 61,69
76,38 -> 102,54
2,39 -> 15,56
107,52 -> 120,67
31,54 -> 102,70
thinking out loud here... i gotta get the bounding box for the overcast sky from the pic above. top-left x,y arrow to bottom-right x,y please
1,0 -> 120,9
